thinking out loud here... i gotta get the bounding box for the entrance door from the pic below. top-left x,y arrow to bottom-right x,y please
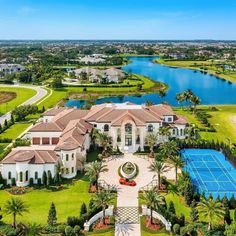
125,135 -> 132,146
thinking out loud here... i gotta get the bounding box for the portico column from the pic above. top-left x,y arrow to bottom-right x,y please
132,127 -> 136,151
140,127 -> 144,151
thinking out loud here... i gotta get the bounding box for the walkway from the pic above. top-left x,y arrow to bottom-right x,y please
0,84 -> 48,125
99,154 -> 176,236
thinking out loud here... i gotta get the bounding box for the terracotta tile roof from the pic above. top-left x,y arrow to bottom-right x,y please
148,104 -> 175,116
29,122 -> 62,132
174,115 -> 189,125
55,119 -> 92,151
1,150 -> 59,164
53,109 -> 89,130
43,107 -> 67,116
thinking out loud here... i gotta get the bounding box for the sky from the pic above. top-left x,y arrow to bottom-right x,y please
0,0 -> 236,40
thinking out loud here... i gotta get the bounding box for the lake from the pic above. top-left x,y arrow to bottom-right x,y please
66,56 -> 236,108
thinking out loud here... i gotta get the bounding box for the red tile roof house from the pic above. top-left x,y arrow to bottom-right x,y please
0,102 -> 188,187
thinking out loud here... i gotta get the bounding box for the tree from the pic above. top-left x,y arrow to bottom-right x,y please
145,132 -> 158,158
47,202 -> 57,226
4,119 -> 8,128
168,201 -> 176,215
141,189 -> 164,224
17,222 -> 41,236
42,171 -> 47,186
47,171 -> 53,186
0,172 -> 4,185
225,207 -> 231,225
175,93 -> 185,109
3,197 -> 29,228
10,113 -> 15,124
158,126 -> 171,142
169,155 -> 185,183
190,95 -> 201,113
80,202 -> 87,217
93,190 -> 114,225
51,76 -> 63,88
225,221 -> 236,236
85,161 -> 108,191
12,105 -> 38,121
95,131 -> 111,157
190,202 -> 199,222
149,158 -> 170,190
159,140 -> 179,160
197,197 -> 225,231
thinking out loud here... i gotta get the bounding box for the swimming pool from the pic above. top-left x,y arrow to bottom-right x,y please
181,149 -> 236,199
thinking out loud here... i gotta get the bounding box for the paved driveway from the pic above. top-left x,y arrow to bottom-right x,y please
0,84 -> 48,125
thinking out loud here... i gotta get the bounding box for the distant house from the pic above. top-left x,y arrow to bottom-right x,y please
74,67 -> 125,84
0,64 -> 25,77
79,54 -> 106,64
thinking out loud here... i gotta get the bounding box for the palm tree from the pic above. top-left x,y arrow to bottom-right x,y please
169,155 -> 185,183
95,131 -> 111,157
85,161 -> 108,191
3,198 -> 29,228
145,132 -> 158,158
159,140 -> 179,160
190,95 -> 201,113
158,126 -> 171,142
175,93 -> 185,109
149,159 -> 170,190
141,189 -> 165,224
18,222 -> 41,236
183,89 -> 194,110
197,198 -> 225,231
93,190 -> 114,225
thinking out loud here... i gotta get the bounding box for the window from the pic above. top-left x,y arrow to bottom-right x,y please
72,167 -> 74,173
125,123 -> 132,134
35,172 -> 38,179
25,171 -> 29,182
180,129 -> 183,136
104,124 -> 109,132
148,124 -> 153,132
172,129 -> 176,135
19,172 -> 23,182
72,153 -> 74,160
66,154 -> 69,161
117,135 -> 121,142
8,172 -> 11,180
168,117 -> 172,122
93,124 -> 97,128
136,135 -> 140,144
66,168 -> 69,174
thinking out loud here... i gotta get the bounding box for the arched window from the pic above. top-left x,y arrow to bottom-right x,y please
180,129 -> 183,136
19,172 -> 23,182
148,124 -> 153,132
104,124 -> 109,132
125,123 -> 132,134
72,153 -> 74,160
35,172 -> 38,179
66,154 -> 69,161
8,172 -> 12,180
25,171 -> 29,182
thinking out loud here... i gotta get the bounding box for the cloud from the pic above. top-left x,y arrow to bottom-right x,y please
19,6 -> 39,14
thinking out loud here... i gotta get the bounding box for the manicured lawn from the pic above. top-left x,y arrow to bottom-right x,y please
0,122 -> 32,140
0,87 -> 36,115
175,105 -> 236,143
156,59 -> 236,83
0,143 -> 9,152
0,177 -> 92,225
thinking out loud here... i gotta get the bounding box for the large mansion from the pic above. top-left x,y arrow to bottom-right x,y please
0,102 -> 188,187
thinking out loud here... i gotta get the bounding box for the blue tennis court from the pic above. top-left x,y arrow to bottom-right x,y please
181,149 -> 236,199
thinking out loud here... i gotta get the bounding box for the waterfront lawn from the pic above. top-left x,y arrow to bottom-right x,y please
175,105 -> 236,143
199,105 -> 236,143
0,177 -> 92,225
0,87 -> 36,115
156,59 -> 236,83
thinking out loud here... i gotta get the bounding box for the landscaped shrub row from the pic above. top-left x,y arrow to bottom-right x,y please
195,110 -> 216,132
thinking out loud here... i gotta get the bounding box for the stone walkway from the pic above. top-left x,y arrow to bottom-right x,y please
99,154 -> 176,236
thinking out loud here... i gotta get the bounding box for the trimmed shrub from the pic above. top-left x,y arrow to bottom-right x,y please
65,226 -> 73,236
173,223 -> 180,235
73,225 -> 81,235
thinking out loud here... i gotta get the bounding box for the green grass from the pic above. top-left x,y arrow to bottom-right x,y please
156,59 -> 236,83
175,105 -> 236,143
0,122 -> 32,140
0,87 -> 37,115
0,177 -> 92,225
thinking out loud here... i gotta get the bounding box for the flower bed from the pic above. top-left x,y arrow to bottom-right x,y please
119,178 -> 136,186
7,186 -> 31,195
93,217 -> 110,230
145,217 -> 163,231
